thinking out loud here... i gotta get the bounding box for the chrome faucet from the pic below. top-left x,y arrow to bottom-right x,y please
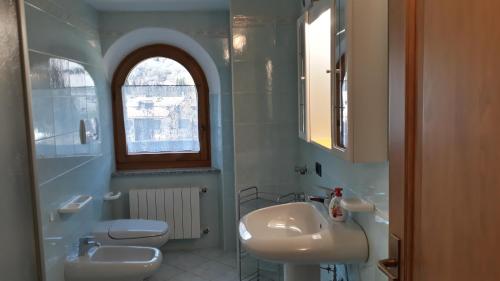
78,236 -> 100,256
307,192 -> 334,206
307,194 -> 329,203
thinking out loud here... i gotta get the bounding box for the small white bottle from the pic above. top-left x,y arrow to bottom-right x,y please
329,187 -> 346,222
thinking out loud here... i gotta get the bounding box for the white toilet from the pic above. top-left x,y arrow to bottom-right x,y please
93,219 -> 169,248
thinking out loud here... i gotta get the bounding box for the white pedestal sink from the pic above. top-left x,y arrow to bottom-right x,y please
239,202 -> 368,281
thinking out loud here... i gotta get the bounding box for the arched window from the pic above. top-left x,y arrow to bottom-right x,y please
112,44 -> 210,170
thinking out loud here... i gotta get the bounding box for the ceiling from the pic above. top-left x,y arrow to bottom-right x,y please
84,0 -> 229,12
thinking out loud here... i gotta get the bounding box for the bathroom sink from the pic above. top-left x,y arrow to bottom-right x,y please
239,202 -> 368,264
65,246 -> 162,281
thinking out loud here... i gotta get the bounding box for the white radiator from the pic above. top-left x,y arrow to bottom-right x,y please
129,187 -> 202,239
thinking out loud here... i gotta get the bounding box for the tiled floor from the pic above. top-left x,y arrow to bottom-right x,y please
148,248 -> 238,281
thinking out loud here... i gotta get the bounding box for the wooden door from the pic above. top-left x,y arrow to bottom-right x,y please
413,0 -> 500,279
2,1 -> 43,281
384,0 -> 500,280
381,0 -> 417,280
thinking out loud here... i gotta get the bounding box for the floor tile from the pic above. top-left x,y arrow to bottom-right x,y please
170,271 -> 208,281
214,251 -> 237,268
163,250 -> 210,271
218,275 -> 241,281
190,260 -> 238,281
148,264 -> 184,281
156,248 -> 240,281
191,248 -> 226,259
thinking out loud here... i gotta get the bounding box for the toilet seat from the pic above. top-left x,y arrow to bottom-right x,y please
94,219 -> 169,248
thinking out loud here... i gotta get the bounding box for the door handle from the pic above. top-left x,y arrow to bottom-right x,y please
377,258 -> 399,280
377,234 -> 400,280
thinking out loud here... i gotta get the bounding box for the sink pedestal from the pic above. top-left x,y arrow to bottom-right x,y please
284,264 -> 320,281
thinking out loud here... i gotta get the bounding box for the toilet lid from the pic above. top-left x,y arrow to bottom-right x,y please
108,219 -> 169,239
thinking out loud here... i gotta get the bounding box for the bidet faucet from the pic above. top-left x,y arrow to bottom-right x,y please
78,236 -> 101,256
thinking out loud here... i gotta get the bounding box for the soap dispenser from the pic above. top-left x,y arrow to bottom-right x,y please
329,187 -> 346,222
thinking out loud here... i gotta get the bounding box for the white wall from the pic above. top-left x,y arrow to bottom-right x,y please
98,10 -> 236,250
23,0 -> 114,280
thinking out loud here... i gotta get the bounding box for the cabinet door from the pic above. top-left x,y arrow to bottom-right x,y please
331,0 -> 388,163
307,0 -> 333,150
297,14 -> 309,141
332,0 -> 349,150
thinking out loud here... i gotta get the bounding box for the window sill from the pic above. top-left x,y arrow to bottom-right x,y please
112,167 -> 220,177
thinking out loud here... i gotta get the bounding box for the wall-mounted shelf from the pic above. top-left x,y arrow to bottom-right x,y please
58,195 -> 92,214
341,197 -> 375,213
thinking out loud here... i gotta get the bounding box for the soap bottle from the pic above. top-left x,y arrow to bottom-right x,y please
329,187 -> 345,222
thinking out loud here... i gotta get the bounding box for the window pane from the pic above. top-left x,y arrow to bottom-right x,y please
122,57 -> 200,154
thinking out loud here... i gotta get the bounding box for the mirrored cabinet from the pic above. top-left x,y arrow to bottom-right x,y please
298,0 -> 388,163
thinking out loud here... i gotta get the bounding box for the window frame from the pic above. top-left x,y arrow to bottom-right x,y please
112,44 -> 211,170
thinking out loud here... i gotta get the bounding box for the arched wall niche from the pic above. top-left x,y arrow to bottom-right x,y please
103,27 -> 221,95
